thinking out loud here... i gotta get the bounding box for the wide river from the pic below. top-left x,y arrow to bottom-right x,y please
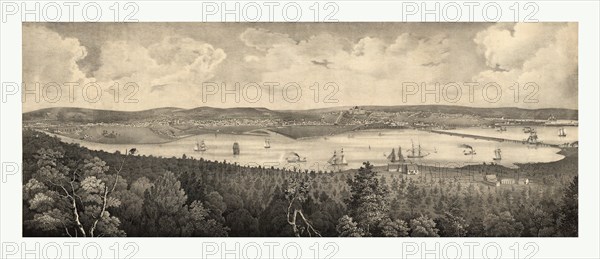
58,126 -> 576,171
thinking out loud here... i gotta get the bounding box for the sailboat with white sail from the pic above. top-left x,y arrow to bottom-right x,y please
194,139 -> 207,152
493,148 -> 502,161
264,138 -> 271,149
328,148 -> 348,166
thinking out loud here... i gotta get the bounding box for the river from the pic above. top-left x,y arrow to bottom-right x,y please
57,127 -> 574,171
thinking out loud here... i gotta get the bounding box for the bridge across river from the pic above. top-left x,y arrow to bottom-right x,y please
425,129 -> 560,148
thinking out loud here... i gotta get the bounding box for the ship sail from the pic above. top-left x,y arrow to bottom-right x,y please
264,138 -> 271,148
340,148 -> 348,164
387,148 -> 396,162
194,139 -> 200,151
199,140 -> 207,151
328,149 -> 348,165
233,142 -> 240,155
558,128 -> 567,137
328,151 -> 337,164
398,146 -> 404,161
493,148 -> 502,160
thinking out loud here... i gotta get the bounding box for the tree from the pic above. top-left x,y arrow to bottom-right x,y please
336,215 -> 365,237
483,211 -> 524,237
283,177 -> 321,237
346,162 -> 389,234
437,212 -> 468,237
410,215 -> 440,237
558,176 -> 577,236
406,181 -> 422,215
378,217 -> 409,237
204,191 -> 227,224
225,208 -> 259,236
24,148 -> 134,237
140,171 -> 227,237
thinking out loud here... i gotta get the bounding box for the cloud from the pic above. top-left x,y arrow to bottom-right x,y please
235,29 -> 457,109
240,28 -> 296,51
23,24 -> 88,86
23,25 -> 227,111
473,23 -> 578,108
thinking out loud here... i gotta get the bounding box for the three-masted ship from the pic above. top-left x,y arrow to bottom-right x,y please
407,140 -> 426,158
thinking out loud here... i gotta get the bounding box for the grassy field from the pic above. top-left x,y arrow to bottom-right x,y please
80,126 -> 175,144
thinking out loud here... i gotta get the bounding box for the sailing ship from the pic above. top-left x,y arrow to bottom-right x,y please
493,148 -> 502,161
233,142 -> 240,155
264,138 -> 271,148
525,132 -> 539,144
407,140 -> 426,158
328,148 -> 348,166
558,128 -> 567,137
523,127 -> 534,133
194,139 -> 207,152
387,146 -> 406,163
496,126 -> 507,132
286,152 -> 307,163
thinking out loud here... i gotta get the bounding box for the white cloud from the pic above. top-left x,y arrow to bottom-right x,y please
240,28 -> 296,51
473,23 -> 578,108
22,25 -> 88,86
23,26 -> 227,111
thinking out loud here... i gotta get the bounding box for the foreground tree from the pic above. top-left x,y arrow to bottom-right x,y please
483,211 -> 524,237
410,215 -> 440,237
336,215 -> 365,237
283,177 -> 321,237
558,175 -> 578,236
345,162 -> 389,235
140,171 -> 228,237
24,148 -> 135,237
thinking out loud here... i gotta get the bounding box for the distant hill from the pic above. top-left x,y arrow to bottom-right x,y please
303,105 -> 578,120
23,105 -> 578,123
22,106 -> 320,123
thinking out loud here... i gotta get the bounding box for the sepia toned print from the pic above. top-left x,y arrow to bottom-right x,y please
22,22 -> 577,237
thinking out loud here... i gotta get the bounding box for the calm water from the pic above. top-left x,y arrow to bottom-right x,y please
442,126 -> 579,145
58,128 -> 573,170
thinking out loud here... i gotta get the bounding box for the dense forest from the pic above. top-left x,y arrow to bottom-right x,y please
22,130 -> 578,237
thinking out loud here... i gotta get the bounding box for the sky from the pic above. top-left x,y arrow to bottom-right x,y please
22,22 -> 578,112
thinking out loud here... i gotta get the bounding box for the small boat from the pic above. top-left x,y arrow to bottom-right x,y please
496,126 -> 507,132
286,152 -> 307,163
233,142 -> 240,155
523,127 -> 533,133
264,138 -> 271,149
328,148 -> 348,166
558,128 -> 567,137
378,132 -> 383,137
493,148 -> 502,161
